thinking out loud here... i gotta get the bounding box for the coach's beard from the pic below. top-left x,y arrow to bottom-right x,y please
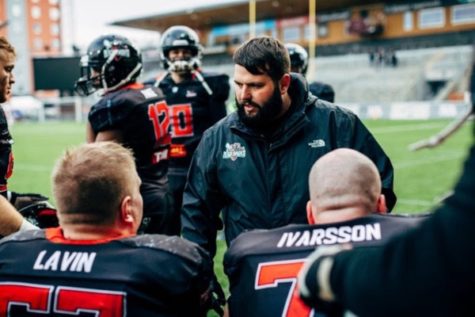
237,87 -> 284,130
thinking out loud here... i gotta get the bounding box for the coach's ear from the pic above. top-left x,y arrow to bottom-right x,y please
306,200 -> 316,225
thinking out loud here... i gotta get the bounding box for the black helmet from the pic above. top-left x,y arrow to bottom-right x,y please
75,34 -> 142,95
286,43 -> 309,76
159,25 -> 202,73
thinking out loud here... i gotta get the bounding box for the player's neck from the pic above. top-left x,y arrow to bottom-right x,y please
171,71 -> 191,84
314,207 -> 371,225
61,225 -> 134,241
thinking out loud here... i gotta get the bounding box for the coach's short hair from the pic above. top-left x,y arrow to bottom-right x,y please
233,36 -> 290,82
52,142 -> 138,225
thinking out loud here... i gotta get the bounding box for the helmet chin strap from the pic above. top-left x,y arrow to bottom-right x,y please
103,62 -> 142,94
100,49 -> 142,94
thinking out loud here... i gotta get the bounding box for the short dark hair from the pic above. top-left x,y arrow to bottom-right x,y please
233,36 -> 290,82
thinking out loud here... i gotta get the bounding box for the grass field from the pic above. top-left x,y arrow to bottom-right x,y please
7,118 -> 474,313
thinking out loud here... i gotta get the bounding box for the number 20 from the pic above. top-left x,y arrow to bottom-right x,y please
0,282 -> 125,317
255,259 -> 313,317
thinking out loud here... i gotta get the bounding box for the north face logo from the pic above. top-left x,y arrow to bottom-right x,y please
223,143 -> 246,161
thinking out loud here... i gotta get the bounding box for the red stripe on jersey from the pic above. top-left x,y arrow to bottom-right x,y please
45,227 -> 135,245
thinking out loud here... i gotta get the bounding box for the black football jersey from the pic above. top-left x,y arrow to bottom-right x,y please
224,213 -> 429,317
88,83 -> 171,184
0,228 -> 212,316
157,72 -> 229,171
0,107 -> 13,192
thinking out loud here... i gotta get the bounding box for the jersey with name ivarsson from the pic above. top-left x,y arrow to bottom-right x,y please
0,228 -> 212,317
224,213 -> 429,317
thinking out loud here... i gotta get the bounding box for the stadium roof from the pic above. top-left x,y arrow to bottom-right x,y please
111,0 -> 382,33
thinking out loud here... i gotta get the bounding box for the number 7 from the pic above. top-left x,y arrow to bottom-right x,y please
255,259 -> 313,317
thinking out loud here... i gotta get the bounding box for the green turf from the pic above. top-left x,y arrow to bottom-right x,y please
6,119 -> 473,316
9,121 -> 85,200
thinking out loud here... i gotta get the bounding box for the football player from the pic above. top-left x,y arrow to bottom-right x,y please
224,149 -> 428,316
0,36 -> 54,234
0,142 -> 213,316
286,43 -> 335,103
145,25 -> 230,234
297,48 -> 475,317
76,34 -> 173,235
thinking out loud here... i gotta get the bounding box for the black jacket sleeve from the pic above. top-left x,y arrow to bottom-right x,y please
181,129 -> 228,258
348,115 -> 396,210
330,138 -> 475,316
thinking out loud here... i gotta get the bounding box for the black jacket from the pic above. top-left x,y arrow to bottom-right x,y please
182,74 -> 395,257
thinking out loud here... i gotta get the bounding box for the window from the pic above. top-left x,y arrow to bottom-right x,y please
283,26 -> 301,42
49,7 -> 60,20
403,11 -> 413,31
31,6 -> 41,19
50,23 -> 60,35
32,22 -> 42,34
303,24 -> 321,40
34,38 -> 43,50
51,39 -> 61,50
318,23 -> 329,38
418,7 -> 445,29
451,4 -> 475,25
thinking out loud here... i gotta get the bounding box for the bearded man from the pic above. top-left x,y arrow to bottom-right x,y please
181,36 -> 395,313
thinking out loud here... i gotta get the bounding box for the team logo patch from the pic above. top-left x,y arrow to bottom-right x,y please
308,139 -> 326,148
223,142 -> 246,161
186,90 -> 197,97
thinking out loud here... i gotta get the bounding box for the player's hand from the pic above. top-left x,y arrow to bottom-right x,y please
8,192 -> 49,210
18,200 -> 58,229
209,275 -> 226,316
297,245 -> 351,314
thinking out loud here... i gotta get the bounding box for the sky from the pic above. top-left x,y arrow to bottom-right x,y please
64,0 -> 242,52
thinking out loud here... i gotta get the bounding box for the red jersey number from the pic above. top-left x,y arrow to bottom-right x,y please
169,103 -> 193,138
0,282 -> 125,317
255,259 -> 312,317
148,101 -> 170,141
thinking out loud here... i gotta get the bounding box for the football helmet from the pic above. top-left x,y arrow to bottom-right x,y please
75,34 -> 142,95
286,43 -> 309,75
160,25 -> 203,73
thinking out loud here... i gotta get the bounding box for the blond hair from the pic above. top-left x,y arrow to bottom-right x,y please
52,142 -> 137,225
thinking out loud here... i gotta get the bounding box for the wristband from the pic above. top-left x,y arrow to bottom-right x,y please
19,219 -> 39,232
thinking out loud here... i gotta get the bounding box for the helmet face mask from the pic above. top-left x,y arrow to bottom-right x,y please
286,43 -> 309,76
160,26 -> 203,73
75,34 -> 142,96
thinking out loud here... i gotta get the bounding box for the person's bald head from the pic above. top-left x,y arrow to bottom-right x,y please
307,148 -> 386,224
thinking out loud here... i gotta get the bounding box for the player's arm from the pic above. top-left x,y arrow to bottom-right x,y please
0,195 -> 37,237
